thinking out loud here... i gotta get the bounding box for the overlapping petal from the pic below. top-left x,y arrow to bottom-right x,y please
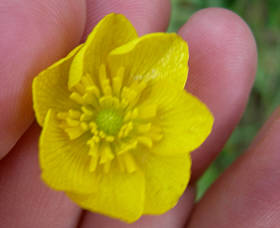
68,13 -> 138,88
134,151 -> 191,214
32,13 -> 214,223
32,45 -> 82,126
39,110 -> 97,194
67,162 -> 145,223
108,33 -> 189,89
139,79 -> 214,156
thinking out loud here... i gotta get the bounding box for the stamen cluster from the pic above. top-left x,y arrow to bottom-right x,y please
57,65 -> 163,173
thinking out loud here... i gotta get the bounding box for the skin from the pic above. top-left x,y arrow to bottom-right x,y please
1,1 -> 279,227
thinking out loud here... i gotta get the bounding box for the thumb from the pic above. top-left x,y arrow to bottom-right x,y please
0,0 -> 86,158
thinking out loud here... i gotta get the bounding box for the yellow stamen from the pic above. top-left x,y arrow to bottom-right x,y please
122,153 -> 137,173
80,122 -> 89,131
89,122 -> 98,132
118,122 -> 133,138
66,118 -> 80,127
99,96 -> 119,109
83,93 -> 98,106
99,131 -> 106,138
112,67 -> 125,96
64,126 -> 87,140
117,140 -> 138,155
121,87 -> 137,106
99,65 -> 112,96
128,80 -> 148,107
99,144 -> 114,164
80,106 -> 94,121
86,85 -> 100,98
68,110 -> 81,119
88,143 -> 99,172
137,136 -> 153,148
70,92 -> 84,105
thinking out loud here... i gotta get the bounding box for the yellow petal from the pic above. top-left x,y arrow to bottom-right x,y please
67,162 -> 145,223
69,13 -> 138,88
134,151 -> 191,214
32,45 -> 82,126
108,33 -> 189,89
39,110 -> 97,194
143,79 -> 214,156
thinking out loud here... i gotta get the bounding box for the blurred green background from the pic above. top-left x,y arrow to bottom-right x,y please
168,0 -> 280,200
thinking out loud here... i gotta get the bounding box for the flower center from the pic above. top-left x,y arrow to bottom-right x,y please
96,109 -> 123,135
57,65 -> 164,173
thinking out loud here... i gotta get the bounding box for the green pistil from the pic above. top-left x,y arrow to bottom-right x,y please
96,109 -> 123,135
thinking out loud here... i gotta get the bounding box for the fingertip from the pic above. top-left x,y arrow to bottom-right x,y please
83,0 -> 171,39
0,0 -> 86,159
180,7 -> 257,98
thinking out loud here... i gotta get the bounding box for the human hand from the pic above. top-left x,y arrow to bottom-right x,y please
2,1 -> 277,228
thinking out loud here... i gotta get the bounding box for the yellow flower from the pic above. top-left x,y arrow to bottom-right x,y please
32,13 -> 214,223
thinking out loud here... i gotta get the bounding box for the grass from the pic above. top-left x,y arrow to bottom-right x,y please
168,0 -> 280,200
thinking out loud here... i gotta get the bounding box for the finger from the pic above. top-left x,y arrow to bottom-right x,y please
0,124 -> 81,228
178,8 -> 257,180
187,107 -> 280,228
0,0 -> 86,159
82,0 -> 171,39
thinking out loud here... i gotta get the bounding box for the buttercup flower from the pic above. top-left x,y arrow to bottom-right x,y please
32,13 -> 214,222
